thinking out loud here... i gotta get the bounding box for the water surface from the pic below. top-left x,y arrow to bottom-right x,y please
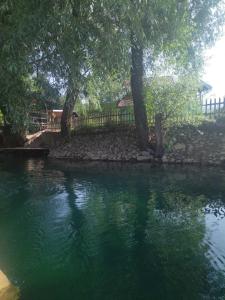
0,159 -> 225,299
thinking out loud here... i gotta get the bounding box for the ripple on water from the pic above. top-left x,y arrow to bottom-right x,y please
0,160 -> 225,299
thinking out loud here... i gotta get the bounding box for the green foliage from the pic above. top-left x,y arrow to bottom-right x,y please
145,75 -> 203,126
31,75 -> 61,110
74,72 -> 130,115
0,0 -> 39,133
105,0 -> 225,71
0,0 -> 225,137
87,74 -> 126,105
0,74 -> 34,133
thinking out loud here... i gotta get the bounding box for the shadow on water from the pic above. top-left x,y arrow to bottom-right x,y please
0,158 -> 225,299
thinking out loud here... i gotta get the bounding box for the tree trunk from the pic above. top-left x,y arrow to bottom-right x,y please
155,113 -> 164,158
61,85 -> 79,138
131,37 -> 149,150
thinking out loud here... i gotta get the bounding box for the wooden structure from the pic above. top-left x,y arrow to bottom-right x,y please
47,110 -> 79,130
117,95 -> 133,108
30,111 -> 48,130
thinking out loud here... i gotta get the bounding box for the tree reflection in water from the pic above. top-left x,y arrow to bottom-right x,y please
0,160 -> 224,299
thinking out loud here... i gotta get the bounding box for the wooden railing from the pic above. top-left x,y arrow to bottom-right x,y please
29,111 -> 48,131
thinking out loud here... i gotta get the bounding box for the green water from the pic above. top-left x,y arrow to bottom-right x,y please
0,159 -> 225,300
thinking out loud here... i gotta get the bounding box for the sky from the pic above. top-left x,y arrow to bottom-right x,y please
203,33 -> 225,98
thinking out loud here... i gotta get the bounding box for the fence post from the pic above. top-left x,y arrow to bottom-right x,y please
219,97 -> 221,117
209,98 -> 212,118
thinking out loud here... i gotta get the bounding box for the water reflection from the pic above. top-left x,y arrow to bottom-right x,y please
0,159 -> 225,299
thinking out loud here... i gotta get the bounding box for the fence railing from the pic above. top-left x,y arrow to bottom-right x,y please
46,110 -> 136,130
29,111 -> 48,131
76,111 -> 135,128
30,97 -> 225,132
202,97 -> 225,117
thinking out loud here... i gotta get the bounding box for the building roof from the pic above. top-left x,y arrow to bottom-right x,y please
117,79 -> 213,108
117,95 -> 133,108
199,80 -> 212,94
48,110 -> 79,117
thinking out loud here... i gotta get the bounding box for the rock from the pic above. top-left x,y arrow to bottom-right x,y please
45,123 -> 225,166
187,144 -> 194,152
136,154 -> 152,161
183,158 -> 195,164
197,130 -> 204,136
86,153 -> 95,159
162,155 -> 169,163
140,151 -> 150,156
173,143 -> 186,151
162,157 -> 168,163
140,149 -> 154,155
136,156 -> 147,161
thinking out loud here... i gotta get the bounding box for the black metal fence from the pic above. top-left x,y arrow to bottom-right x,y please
76,111 -> 135,128
202,97 -> 225,117
45,110 -> 135,130
30,97 -> 225,132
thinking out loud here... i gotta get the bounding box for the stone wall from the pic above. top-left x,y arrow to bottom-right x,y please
27,122 -> 225,165
48,128 -> 154,161
163,122 -> 225,165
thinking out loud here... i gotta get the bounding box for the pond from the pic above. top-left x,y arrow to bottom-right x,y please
0,159 -> 225,300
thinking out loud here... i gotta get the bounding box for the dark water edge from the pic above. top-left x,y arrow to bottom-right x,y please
0,158 -> 225,300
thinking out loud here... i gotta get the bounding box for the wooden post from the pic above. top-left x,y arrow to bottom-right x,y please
155,113 -> 164,158
205,99 -> 208,115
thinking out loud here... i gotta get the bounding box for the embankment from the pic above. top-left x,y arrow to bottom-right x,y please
26,122 -> 225,166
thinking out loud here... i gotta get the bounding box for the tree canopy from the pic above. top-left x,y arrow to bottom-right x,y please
0,0 -> 224,146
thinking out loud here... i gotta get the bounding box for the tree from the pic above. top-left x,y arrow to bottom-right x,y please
114,0 -> 224,149
1,1 -> 95,138
75,72 -> 129,115
0,1 -> 29,144
23,0 -> 130,138
59,0 -> 224,144
131,36 -> 149,149
0,0 -> 60,144
32,75 -> 61,111
59,1 -> 130,137
1,0 -> 224,147
145,75 -> 201,157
